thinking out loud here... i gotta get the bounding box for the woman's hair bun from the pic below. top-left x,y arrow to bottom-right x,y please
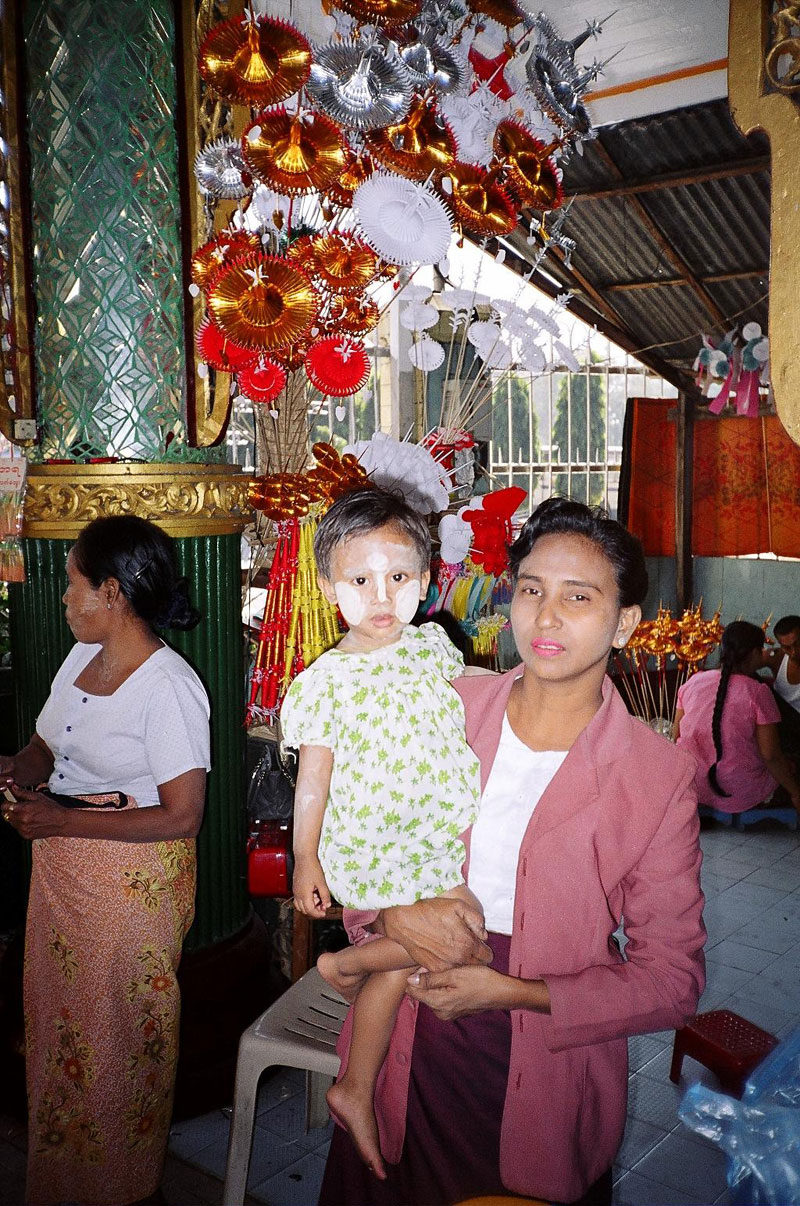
154,577 -> 202,632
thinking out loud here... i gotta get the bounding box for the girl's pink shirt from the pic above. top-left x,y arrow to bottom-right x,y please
677,669 -> 780,812
338,669 -> 706,1203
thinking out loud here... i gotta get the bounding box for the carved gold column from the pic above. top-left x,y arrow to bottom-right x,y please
729,0 -> 800,444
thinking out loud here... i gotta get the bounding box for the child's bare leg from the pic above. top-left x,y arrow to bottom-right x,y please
326,967 -> 408,1180
318,936 -> 413,1003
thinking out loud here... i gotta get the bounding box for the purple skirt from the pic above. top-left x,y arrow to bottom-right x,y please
317,933 -> 612,1206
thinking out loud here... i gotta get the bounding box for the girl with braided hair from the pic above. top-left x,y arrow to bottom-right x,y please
674,619 -> 800,816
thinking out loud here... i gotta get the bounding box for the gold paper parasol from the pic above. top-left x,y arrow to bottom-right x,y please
271,340 -> 312,371
333,0 -> 422,28
198,17 -> 311,108
243,108 -> 347,196
291,231 -> 378,294
366,97 -> 457,180
442,163 -> 517,237
191,230 -> 261,292
326,151 -> 375,209
328,293 -> 380,334
207,253 -> 318,351
493,121 -> 563,211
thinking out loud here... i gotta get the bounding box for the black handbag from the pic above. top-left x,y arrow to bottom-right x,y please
246,735 -> 295,822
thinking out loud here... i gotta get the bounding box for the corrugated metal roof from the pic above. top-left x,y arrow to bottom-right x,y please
513,98 -> 771,385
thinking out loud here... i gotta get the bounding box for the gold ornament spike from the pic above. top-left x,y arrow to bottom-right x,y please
728,0 -> 800,445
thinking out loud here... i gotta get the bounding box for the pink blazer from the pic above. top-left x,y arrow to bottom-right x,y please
338,669 -> 706,1202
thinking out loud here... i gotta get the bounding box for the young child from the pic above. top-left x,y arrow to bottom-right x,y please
280,487 -> 483,1179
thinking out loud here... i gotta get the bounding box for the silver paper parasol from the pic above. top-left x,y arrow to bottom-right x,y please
307,38 -> 414,131
194,138 -> 251,200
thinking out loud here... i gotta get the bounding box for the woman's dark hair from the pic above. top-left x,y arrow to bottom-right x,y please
313,487 -> 431,579
508,496 -> 648,608
707,620 -> 765,797
72,515 -> 201,631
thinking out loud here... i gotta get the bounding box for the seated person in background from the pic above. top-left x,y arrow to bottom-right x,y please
762,615 -> 800,762
674,620 -> 800,817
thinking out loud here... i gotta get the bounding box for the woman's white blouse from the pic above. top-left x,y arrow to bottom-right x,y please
36,642 -> 211,807
468,715 -> 567,935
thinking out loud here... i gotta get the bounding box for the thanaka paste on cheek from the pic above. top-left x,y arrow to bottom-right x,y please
394,578 -> 421,623
334,582 -> 366,627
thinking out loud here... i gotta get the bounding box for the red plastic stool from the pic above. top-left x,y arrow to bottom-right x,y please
670,1009 -> 779,1097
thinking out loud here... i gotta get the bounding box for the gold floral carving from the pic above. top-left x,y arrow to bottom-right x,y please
22,463 -> 253,539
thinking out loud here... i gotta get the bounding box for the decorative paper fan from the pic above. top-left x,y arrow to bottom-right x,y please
493,120 -> 563,211
526,49 -> 592,136
328,293 -> 380,334
354,174 -> 452,267
207,253 -> 318,351
468,0 -> 524,28
520,343 -> 547,373
478,340 -> 514,369
332,0 -> 422,27
439,95 -> 495,165
442,163 -> 517,237
401,283 -> 434,302
196,318 -> 259,373
408,336 -> 445,370
345,431 -> 451,513
466,319 -> 501,350
306,39 -> 413,131
440,286 -> 479,311
554,339 -> 581,372
191,230 -> 261,292
400,302 -> 438,331
243,108 -> 346,196
292,231 -> 378,294
271,340 -> 311,371
366,97 -> 457,180
198,17 -> 311,108
237,358 -> 288,404
398,31 -> 465,93
326,150 -> 375,208
194,138 -> 251,200
305,336 -> 370,396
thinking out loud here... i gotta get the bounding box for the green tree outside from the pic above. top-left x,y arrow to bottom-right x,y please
553,360 -> 607,505
492,375 -> 540,496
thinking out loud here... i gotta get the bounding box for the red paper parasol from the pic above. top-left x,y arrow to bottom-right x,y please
237,358 -> 287,404
196,318 -> 259,373
305,336 -> 371,396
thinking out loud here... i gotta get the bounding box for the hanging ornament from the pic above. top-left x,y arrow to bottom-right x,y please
196,317 -> 260,373
271,340 -> 312,371
198,16 -> 312,108
243,108 -> 346,196
326,150 -> 376,209
332,0 -> 422,27
365,96 -> 458,180
237,358 -> 288,404
327,293 -> 380,335
191,230 -> 261,292
400,301 -> 439,331
306,38 -> 414,131
305,336 -> 371,396
493,120 -> 563,210
207,253 -> 318,350
398,29 -> 466,93
194,137 -> 251,200
354,174 -> 452,266
441,162 -> 517,237
289,230 -> 378,294
408,336 -> 445,370
525,14 -> 595,136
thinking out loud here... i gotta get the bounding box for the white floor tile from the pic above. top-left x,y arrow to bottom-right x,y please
631,1131 -> 729,1201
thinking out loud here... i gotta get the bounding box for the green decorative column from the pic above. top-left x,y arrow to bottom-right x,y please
8,1 -> 253,954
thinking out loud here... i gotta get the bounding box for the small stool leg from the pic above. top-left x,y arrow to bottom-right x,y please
306,1070 -> 334,1131
223,1042 -> 271,1206
669,1033 -> 685,1084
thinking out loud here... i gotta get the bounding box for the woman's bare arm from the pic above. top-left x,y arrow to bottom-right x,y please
0,735 -> 55,788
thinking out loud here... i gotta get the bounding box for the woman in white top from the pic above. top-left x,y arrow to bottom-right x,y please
1,515 -> 210,1206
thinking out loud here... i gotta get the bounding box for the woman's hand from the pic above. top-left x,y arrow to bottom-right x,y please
2,786 -> 69,840
405,964 -> 548,1020
293,854 -> 332,916
380,896 -> 491,970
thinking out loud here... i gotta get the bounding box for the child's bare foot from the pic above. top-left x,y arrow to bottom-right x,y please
317,950 -> 368,1003
327,1080 -> 386,1180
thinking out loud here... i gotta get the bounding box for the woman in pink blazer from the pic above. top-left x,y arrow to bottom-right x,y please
318,497 -> 706,1206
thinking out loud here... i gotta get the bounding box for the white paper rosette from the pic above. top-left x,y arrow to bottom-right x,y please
354,174 -> 452,267
400,302 -> 439,331
345,432 -> 452,514
408,336 -> 445,370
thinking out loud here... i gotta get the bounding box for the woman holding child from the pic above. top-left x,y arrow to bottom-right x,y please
289,492 -> 706,1206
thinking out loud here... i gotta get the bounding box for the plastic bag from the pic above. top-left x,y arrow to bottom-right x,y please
678,1026 -> 800,1204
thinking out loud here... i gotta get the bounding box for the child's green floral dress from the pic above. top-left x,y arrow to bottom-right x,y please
280,623 -> 481,909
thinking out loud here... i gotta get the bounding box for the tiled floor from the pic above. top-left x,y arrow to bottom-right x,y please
2,818 -> 800,1205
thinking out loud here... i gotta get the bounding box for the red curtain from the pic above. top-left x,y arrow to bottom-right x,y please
624,398 -> 800,558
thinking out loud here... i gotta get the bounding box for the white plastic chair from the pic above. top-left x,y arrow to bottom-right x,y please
222,966 -> 348,1206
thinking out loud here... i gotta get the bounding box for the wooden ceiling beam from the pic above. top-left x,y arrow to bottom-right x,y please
605,267 -> 769,292
569,154 -> 770,201
590,141 -> 729,327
